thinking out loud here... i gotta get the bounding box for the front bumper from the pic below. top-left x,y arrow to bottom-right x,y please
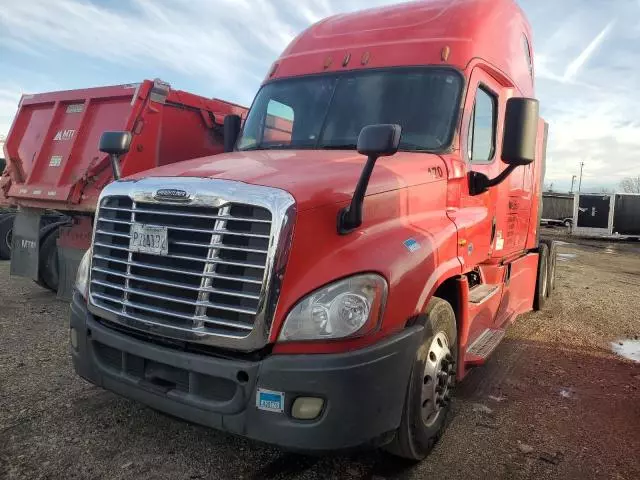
70,291 -> 422,451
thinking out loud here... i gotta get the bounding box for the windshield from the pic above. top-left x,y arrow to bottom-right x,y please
237,68 -> 462,152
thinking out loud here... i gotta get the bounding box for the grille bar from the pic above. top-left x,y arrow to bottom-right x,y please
96,217 -> 270,238
95,232 -> 269,255
93,299 -> 254,336
93,241 -> 266,268
92,291 -> 255,331
99,205 -> 271,223
91,279 -> 259,315
91,267 -> 260,299
92,254 -> 264,283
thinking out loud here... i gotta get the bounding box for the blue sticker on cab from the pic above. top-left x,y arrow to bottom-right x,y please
404,238 -> 421,253
257,388 -> 285,413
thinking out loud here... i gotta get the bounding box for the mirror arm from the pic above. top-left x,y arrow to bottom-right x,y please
110,154 -> 122,180
469,164 -> 518,196
337,154 -> 378,235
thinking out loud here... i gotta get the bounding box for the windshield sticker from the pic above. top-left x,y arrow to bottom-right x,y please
404,238 -> 421,253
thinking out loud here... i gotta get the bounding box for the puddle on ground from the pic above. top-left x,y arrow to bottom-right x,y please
557,253 -> 577,261
611,340 -> 640,363
555,240 -> 572,246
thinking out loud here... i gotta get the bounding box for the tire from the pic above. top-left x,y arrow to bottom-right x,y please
384,297 -> 457,460
35,223 -> 66,292
533,243 -> 549,311
541,239 -> 557,293
0,213 -> 15,260
563,219 -> 572,234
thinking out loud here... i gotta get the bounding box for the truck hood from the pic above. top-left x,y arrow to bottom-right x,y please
132,150 -> 445,211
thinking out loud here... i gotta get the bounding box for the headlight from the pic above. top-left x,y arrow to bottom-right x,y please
278,273 -> 387,342
75,248 -> 92,300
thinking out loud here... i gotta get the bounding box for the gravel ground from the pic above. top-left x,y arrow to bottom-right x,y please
1,233 -> 639,480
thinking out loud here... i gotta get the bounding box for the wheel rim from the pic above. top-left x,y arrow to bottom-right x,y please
420,332 -> 454,427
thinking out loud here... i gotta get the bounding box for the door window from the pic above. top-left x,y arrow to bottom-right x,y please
467,87 -> 497,163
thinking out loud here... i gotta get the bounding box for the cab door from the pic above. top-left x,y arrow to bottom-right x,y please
454,67 -> 505,269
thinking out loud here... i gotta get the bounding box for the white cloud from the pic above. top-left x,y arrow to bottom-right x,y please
0,87 -> 22,140
521,0 -> 640,190
562,20 -> 615,82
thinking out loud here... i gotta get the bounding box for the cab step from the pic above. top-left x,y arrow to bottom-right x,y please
469,284 -> 500,304
464,328 -> 506,366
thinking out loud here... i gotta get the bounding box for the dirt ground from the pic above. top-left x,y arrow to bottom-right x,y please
1,231 -> 639,480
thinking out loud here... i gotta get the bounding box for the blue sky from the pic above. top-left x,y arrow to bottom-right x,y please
1,0 -> 639,192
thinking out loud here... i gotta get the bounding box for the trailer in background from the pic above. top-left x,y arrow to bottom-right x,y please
542,192 -> 574,227
1,79 -> 247,299
572,192 -> 640,238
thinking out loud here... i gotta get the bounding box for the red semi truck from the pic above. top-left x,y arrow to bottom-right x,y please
70,0 -> 556,459
1,80 -> 246,299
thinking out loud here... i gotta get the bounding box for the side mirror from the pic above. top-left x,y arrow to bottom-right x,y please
357,124 -> 402,158
502,97 -> 539,166
338,124 -> 402,234
223,114 -> 242,153
99,131 -> 132,180
469,98 -> 540,195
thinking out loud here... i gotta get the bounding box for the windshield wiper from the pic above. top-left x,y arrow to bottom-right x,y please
239,144 -> 297,151
319,144 -> 358,150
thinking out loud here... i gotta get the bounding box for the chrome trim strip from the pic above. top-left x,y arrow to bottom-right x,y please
91,279 -> 259,315
99,205 -> 271,223
96,217 -> 271,238
92,254 -> 264,283
92,298 -> 253,335
91,267 -> 260,299
87,177 -> 296,351
94,241 -> 266,267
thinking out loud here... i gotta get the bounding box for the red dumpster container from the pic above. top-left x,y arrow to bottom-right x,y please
1,79 -> 247,299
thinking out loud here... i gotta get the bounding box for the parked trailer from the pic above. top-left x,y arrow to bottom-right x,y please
572,192 -> 640,238
70,0 -> 556,461
541,192 -> 573,227
1,80 -> 247,299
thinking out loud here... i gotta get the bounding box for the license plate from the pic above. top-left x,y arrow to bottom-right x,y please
256,388 -> 284,413
129,223 -> 168,256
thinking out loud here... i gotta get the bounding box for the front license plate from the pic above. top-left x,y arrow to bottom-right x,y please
256,388 -> 285,413
129,223 -> 168,256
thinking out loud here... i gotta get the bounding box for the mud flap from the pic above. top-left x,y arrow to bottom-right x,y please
57,218 -> 92,301
57,245 -> 86,301
10,208 -> 42,280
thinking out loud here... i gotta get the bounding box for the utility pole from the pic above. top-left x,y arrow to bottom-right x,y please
578,162 -> 584,193
570,175 -> 577,193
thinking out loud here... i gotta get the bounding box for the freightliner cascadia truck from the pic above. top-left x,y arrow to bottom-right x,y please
70,0 -> 556,460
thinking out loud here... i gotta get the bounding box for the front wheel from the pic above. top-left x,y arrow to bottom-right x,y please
384,297 -> 457,460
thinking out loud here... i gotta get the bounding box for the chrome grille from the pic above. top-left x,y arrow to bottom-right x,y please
90,196 -> 273,340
